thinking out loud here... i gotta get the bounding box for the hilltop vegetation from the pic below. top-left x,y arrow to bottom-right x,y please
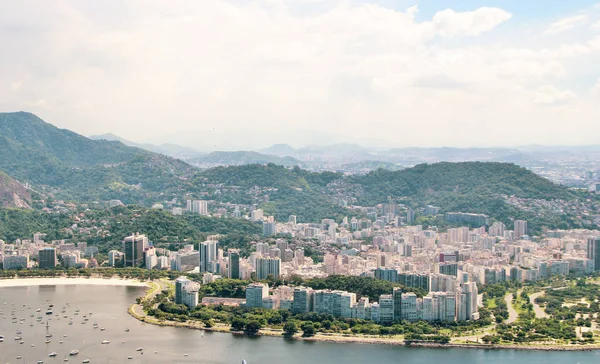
0,112 -> 592,233
0,205 -> 262,252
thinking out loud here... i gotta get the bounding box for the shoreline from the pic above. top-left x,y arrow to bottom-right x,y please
128,303 -> 600,352
0,276 -> 149,288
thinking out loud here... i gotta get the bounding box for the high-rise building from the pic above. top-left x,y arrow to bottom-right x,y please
228,249 -> 240,279
192,200 -> 208,215
488,221 -> 506,237
514,220 -> 528,238
406,208 -> 415,224
263,221 -> 277,237
175,277 -> 199,309
122,233 -> 148,267
38,247 -> 56,269
3,255 -> 29,270
251,209 -> 264,222
292,287 -> 314,314
379,294 -> 394,324
288,215 -> 297,225
255,257 -> 281,280
199,240 -> 218,273
108,250 -> 125,267
587,237 -> 600,271
245,283 -> 269,308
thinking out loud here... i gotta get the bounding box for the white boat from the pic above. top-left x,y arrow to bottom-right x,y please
127,356 -> 133,360
136,347 -> 143,351
69,350 -> 79,356
82,360 -> 91,363
49,352 -> 58,357
37,360 -> 44,364
101,340 -> 110,344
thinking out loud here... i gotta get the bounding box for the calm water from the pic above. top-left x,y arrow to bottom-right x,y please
1,285 -> 600,364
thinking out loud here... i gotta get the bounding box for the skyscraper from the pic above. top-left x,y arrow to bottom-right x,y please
122,233 -> 148,267
263,221 -> 277,237
228,249 -> 240,279
587,237 -> 600,271
192,200 -> 208,215
38,247 -> 56,269
514,220 -> 528,238
406,208 -> 415,224
199,240 -> 218,273
245,283 -> 269,308
255,257 -> 281,280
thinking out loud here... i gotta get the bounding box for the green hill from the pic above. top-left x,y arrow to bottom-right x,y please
0,112 -> 195,204
0,171 -> 32,208
190,151 -> 304,167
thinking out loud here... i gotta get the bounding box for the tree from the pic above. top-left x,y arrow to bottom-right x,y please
283,322 -> 298,337
231,317 -> 246,331
244,320 -> 262,336
301,323 -> 316,337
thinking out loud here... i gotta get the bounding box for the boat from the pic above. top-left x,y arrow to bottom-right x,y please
46,340 -> 51,343
49,352 -> 58,357
46,311 -> 53,315
82,360 -> 90,363
0,338 -> 4,342
37,360 -> 44,364
184,354 -> 189,357
36,309 -> 42,312
125,328 -> 130,332
0,335 -> 4,339
69,350 -> 79,356
60,340 -> 64,344
242,360 -> 247,364
46,334 -> 53,338
15,336 -> 22,340
136,347 -> 143,351
100,328 -> 105,331
101,340 -> 110,344
20,340 -> 24,344
127,357 -> 133,360
17,356 -> 22,359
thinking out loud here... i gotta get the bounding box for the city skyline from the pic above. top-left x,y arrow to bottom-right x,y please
2,1 -> 600,150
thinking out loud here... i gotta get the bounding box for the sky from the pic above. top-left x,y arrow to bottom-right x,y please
1,0 -> 600,151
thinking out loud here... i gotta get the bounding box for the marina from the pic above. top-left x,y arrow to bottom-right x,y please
2,283 -> 600,364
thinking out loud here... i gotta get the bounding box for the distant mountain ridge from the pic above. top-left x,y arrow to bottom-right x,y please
189,151 -> 304,168
0,112 -> 195,204
90,133 -> 204,159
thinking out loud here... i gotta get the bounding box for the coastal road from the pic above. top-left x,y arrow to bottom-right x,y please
505,292 -> 519,324
529,291 -> 548,319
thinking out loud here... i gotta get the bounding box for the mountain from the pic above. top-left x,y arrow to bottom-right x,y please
189,151 -> 304,168
90,133 -> 204,159
0,112 -> 195,204
0,171 -> 32,208
259,144 -> 298,157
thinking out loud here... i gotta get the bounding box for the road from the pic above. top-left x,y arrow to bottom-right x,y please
505,292 -> 519,324
529,291 -> 548,319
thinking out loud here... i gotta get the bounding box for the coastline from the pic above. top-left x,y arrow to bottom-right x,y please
0,276 -> 149,288
128,304 -> 600,351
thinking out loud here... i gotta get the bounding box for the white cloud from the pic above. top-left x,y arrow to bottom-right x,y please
593,78 -> 600,95
0,0 -> 599,148
593,20 -> 600,29
544,15 -> 588,34
431,7 -> 512,37
533,85 -> 578,105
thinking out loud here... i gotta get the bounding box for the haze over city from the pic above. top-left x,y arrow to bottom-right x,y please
1,0 -> 600,150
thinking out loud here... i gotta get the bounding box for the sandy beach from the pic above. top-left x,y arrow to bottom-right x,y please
0,277 -> 149,288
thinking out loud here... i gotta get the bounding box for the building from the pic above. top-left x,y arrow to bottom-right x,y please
175,277 -> 199,309
108,250 -> 125,267
246,283 -> 269,308
587,237 -> 600,271
445,212 -> 489,226
255,257 -> 281,280
514,220 -> 528,239
38,247 -> 57,269
406,208 -> 415,224
263,222 -> 277,237
378,294 -> 394,324
3,255 -> 29,270
175,251 -> 200,272
192,200 -> 208,215
199,240 -> 218,273
251,209 -> 264,222
228,249 -> 240,279
292,287 -> 314,314
122,233 -> 148,267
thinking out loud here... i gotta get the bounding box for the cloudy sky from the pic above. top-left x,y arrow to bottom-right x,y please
1,0 -> 600,150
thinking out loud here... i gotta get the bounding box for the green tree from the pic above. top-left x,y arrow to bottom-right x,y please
283,322 -> 298,337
